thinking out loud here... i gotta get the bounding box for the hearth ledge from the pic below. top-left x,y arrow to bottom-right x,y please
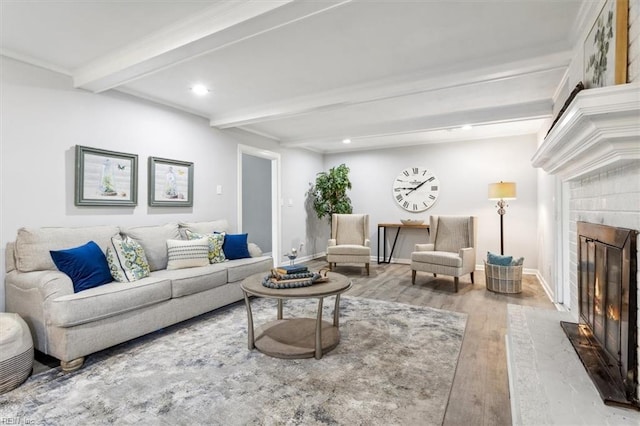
506,304 -> 640,425
531,82 -> 640,181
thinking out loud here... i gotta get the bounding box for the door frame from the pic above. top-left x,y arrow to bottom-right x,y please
237,144 -> 280,266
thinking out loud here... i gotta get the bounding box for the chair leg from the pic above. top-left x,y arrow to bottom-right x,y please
365,263 -> 370,275
470,272 -> 475,284
454,277 -> 459,293
411,270 -> 416,285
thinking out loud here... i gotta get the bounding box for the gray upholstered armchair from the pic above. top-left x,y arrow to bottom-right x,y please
411,215 -> 477,292
326,214 -> 371,275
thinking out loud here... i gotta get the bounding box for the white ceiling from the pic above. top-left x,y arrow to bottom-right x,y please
0,0 -> 590,153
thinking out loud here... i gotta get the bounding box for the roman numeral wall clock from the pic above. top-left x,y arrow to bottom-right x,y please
392,166 -> 440,212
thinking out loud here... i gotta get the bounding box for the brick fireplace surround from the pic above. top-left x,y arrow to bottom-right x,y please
506,83 -> 639,425
529,82 -> 640,416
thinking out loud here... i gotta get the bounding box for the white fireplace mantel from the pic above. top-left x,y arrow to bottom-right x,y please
531,83 -> 640,181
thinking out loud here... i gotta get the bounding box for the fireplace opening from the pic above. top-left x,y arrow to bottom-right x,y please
561,221 -> 638,410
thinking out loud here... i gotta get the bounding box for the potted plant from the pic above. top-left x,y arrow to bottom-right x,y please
308,163 -> 353,222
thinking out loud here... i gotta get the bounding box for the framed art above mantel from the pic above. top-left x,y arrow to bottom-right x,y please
75,145 -> 138,207
584,0 -> 628,89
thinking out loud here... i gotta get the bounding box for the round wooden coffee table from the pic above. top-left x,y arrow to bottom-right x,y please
240,271 -> 351,359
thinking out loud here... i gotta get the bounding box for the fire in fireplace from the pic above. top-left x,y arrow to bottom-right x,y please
561,221 -> 638,410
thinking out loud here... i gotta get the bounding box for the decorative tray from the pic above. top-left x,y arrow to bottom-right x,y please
262,269 -> 329,289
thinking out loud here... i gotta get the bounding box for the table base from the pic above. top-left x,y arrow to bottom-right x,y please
254,318 -> 340,359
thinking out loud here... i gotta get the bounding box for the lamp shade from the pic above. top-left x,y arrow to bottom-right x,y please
488,182 -> 516,200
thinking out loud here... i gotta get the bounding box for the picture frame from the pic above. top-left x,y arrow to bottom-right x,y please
75,145 -> 138,206
583,0 -> 628,89
148,157 -> 194,207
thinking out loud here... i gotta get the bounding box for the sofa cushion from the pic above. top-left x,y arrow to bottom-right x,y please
49,277 -> 171,327
226,256 -> 275,283
222,233 -> 251,260
50,241 -> 113,293
121,223 -> 180,272
106,236 -> 151,282
15,226 -> 120,272
179,220 -> 229,238
153,264 -> 229,298
166,238 -> 209,270
185,230 -> 226,264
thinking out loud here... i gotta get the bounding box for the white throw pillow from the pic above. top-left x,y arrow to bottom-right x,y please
166,238 -> 209,270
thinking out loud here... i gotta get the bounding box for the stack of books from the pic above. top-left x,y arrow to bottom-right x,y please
263,265 -> 319,289
274,264 -> 308,276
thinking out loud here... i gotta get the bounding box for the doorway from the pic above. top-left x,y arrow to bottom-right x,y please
237,145 -> 280,265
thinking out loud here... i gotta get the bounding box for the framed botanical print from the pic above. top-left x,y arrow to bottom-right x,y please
148,157 -> 194,207
75,145 -> 138,206
584,0 -> 628,88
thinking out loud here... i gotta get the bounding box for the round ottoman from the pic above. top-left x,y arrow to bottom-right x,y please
0,313 -> 34,393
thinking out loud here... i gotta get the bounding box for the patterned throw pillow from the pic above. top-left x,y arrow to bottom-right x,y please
185,230 -> 226,264
106,236 -> 151,282
166,238 -> 209,270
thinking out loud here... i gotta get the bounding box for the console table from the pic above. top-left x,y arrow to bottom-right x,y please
377,223 -> 430,264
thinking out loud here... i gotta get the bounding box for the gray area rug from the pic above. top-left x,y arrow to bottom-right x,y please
0,296 -> 467,425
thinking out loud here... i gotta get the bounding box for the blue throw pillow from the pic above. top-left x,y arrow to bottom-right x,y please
222,233 -> 251,260
487,251 -> 513,266
50,241 -> 113,293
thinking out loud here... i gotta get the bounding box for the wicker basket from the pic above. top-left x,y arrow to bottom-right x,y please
484,261 -> 523,294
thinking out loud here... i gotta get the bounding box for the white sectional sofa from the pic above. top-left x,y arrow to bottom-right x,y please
4,220 -> 273,371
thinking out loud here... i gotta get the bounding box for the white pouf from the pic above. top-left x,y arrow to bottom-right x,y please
0,313 -> 34,393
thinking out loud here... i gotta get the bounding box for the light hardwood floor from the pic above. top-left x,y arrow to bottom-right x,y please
304,258 -> 555,426
33,259 -> 555,425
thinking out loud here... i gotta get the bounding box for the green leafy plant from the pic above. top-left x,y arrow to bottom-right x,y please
308,163 -> 353,222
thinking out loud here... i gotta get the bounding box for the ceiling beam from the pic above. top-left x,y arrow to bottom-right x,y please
278,99 -> 552,148
73,0 -> 352,92
210,51 -> 570,129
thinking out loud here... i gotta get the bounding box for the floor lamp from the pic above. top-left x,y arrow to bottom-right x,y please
488,181 -> 516,255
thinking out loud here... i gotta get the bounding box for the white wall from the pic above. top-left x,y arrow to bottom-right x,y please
0,56 -> 324,310
324,135 -> 539,269
281,148 -> 327,260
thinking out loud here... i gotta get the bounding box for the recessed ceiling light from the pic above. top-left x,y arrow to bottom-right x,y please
461,124 -> 472,130
342,138 -> 351,144
191,84 -> 209,96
